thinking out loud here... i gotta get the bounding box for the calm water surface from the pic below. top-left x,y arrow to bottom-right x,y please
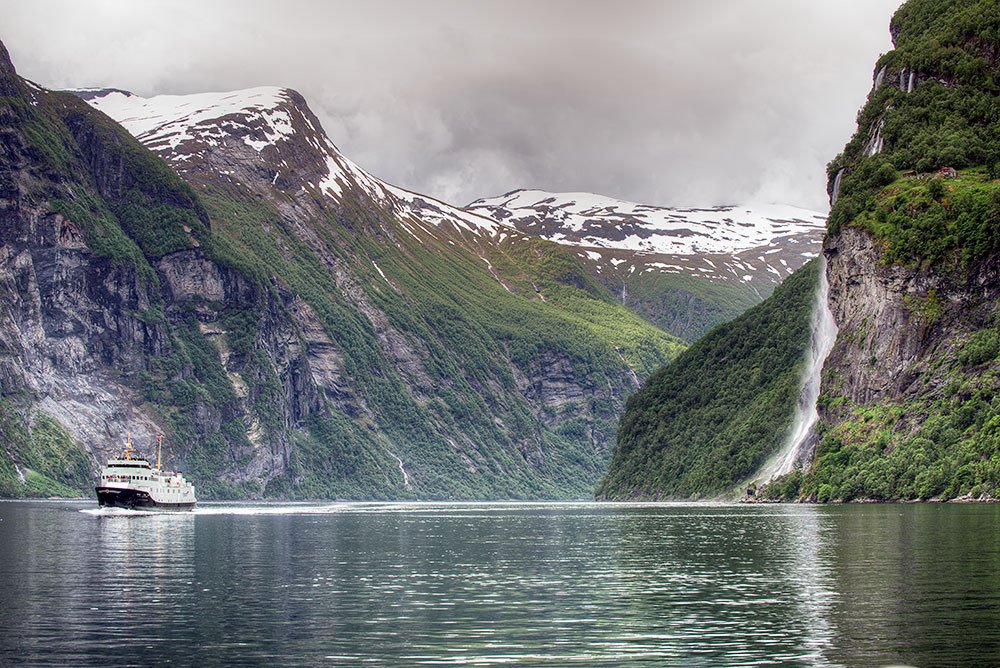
1,501 -> 998,667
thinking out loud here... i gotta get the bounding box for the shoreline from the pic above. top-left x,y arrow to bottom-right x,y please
3,496 -> 999,505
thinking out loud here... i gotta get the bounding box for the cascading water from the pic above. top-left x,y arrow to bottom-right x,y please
830,169 -> 845,207
873,65 -> 887,89
757,255 -> 838,482
865,119 -> 885,156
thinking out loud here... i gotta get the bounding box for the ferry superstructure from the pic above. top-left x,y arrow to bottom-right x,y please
95,434 -> 197,510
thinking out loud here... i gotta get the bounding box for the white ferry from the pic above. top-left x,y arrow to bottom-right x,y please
95,434 -> 197,511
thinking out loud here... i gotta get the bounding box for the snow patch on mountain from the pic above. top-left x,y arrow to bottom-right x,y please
84,87 -> 296,153
468,189 -> 826,258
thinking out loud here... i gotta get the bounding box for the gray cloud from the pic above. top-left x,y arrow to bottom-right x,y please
1,0 -> 901,210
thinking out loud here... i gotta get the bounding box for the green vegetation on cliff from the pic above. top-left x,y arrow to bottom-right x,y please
597,261 -> 818,500
827,0 -> 1000,268
0,403 -> 92,498
849,168 -> 1000,270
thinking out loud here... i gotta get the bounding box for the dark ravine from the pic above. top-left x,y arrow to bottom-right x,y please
0,38 -> 688,500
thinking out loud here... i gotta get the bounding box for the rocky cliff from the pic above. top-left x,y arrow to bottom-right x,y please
0,57 -> 325,497
0,41 -> 684,499
763,0 -> 1000,501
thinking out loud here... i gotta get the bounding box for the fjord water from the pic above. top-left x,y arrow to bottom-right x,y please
1,502 -> 998,667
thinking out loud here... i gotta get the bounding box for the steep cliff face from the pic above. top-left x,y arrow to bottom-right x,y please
822,226 -> 1000,406
0,40 -> 684,499
0,56 -> 331,497
763,0 -> 1000,502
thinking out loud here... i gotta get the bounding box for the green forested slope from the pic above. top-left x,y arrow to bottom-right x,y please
597,261 -> 818,500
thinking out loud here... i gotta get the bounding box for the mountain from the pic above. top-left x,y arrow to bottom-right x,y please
597,261 -> 819,500
468,189 -> 826,341
601,0 -> 1000,503
0,41 -> 684,500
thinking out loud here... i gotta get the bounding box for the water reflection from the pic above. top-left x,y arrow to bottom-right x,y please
0,501 -> 998,667
824,505 -> 1000,668
610,505 -> 839,666
781,506 -> 837,667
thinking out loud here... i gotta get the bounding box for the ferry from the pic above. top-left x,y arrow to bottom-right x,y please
95,434 -> 196,511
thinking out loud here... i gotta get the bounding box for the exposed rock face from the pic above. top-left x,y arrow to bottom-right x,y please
0,60 -> 332,494
822,225 -> 1000,408
0,220 -> 167,465
0,121 -> 318,490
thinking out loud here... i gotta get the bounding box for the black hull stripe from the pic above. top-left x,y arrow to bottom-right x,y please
95,487 -> 196,511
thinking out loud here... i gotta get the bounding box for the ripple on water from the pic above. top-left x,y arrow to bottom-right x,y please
0,501 -> 996,666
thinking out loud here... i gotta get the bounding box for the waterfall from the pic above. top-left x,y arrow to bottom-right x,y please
865,119 -> 885,157
756,255 -> 838,482
873,66 -> 886,89
907,71 -> 916,93
830,169 -> 845,207
898,69 -> 907,90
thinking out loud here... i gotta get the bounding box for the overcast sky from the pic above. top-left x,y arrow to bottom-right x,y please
2,0 -> 901,211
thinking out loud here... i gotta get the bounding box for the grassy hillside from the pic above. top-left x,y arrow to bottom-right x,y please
622,270 -> 763,343
198,178 -> 684,499
597,261 -> 818,500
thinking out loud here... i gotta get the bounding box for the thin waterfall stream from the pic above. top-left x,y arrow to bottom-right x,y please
757,255 -> 838,482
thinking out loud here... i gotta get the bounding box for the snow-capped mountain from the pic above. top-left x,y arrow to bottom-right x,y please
468,189 -> 826,288
467,189 -> 826,340
79,87 -> 504,240
80,87 -> 824,297
78,85 -> 823,343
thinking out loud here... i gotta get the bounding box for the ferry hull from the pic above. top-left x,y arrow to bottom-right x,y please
95,486 -> 196,511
